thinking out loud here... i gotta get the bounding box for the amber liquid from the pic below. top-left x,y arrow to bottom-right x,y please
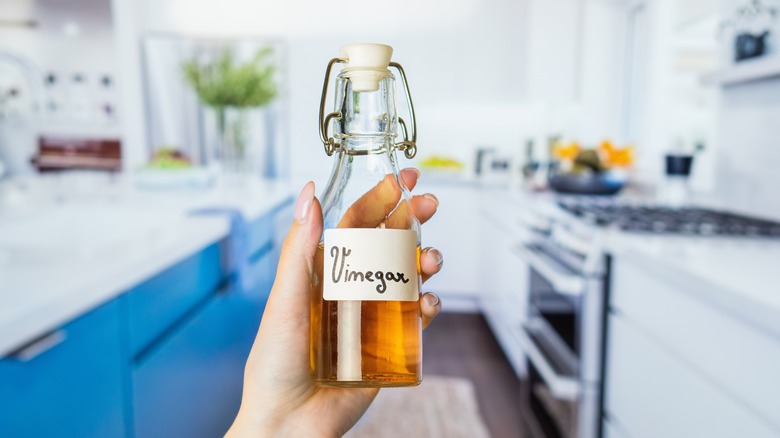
310,244 -> 422,387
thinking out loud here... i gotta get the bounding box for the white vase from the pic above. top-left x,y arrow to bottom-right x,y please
209,105 -> 280,180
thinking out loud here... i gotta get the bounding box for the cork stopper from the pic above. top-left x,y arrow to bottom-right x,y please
339,44 -> 393,92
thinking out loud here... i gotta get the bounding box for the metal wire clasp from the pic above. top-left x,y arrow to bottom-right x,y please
318,58 -> 419,158
389,61 -> 418,159
318,57 -> 344,156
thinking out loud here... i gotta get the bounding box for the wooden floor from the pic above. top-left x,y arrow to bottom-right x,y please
423,312 -> 530,438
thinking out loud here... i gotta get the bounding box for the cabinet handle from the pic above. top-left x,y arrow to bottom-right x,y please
551,226 -> 591,256
519,212 -> 552,233
215,278 -> 233,296
9,330 -> 67,362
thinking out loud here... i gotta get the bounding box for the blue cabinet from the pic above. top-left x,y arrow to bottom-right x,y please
130,289 -> 259,437
125,205 -> 289,438
0,300 -> 126,438
124,242 -> 224,356
243,241 -> 277,306
241,198 -> 293,307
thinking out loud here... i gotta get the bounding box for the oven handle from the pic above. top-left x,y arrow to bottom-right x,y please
517,324 -> 581,401
519,211 -> 551,234
551,225 -> 591,256
513,244 -> 585,296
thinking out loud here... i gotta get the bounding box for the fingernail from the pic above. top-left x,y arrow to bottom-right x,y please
423,292 -> 440,307
295,181 -> 314,224
425,247 -> 443,267
401,168 -> 421,186
402,167 -> 421,179
422,193 -> 439,207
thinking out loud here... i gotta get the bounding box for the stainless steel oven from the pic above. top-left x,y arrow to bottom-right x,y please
515,226 -> 608,438
511,196 -> 780,437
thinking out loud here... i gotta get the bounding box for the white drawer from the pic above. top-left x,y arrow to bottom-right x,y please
611,257 -> 780,430
480,295 -> 527,378
606,314 -> 776,438
602,417 -> 631,438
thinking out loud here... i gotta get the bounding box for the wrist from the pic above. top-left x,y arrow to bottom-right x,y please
226,407 -> 278,438
227,407 -> 339,438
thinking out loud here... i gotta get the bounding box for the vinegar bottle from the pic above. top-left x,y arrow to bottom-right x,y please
311,44 -> 422,387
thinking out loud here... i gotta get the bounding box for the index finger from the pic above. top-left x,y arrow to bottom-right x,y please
337,168 -> 419,228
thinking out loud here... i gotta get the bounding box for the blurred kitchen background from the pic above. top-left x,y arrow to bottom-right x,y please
2,0 -> 780,437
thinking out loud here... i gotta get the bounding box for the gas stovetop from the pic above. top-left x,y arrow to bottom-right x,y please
558,203 -> 780,237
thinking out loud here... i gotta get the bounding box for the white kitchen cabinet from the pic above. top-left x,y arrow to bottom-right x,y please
606,314 -> 776,438
476,190 -> 532,377
415,182 -> 481,310
606,256 -> 780,437
602,417 -> 630,438
480,207 -> 529,327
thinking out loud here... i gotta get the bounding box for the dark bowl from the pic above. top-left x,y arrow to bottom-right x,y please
548,172 -> 625,196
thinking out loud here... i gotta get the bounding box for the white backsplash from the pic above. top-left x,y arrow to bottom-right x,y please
716,76 -> 780,220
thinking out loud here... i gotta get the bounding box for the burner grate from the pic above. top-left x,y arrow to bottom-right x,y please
558,204 -> 780,237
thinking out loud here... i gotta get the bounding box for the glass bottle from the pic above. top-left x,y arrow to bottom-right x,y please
311,44 -> 422,387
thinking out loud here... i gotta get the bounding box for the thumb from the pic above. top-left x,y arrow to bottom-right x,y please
257,182 -> 322,340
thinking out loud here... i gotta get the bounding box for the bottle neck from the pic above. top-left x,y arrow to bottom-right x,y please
339,136 -> 393,155
334,74 -> 397,148
321,135 -> 405,232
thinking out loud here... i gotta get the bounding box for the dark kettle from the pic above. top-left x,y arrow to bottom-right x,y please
735,31 -> 770,61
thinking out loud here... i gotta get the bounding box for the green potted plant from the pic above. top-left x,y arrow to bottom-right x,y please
182,47 -> 277,173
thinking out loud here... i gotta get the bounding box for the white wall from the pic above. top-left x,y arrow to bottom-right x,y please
0,0 -> 116,75
717,81 -> 780,219
113,0 -> 629,186
2,0 -> 632,184
622,0 -> 722,191
113,0 -> 530,184
711,0 -> 780,219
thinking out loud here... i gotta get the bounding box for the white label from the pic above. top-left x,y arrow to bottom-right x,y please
323,228 -> 419,301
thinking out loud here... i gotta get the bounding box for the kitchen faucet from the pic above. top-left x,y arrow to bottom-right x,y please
0,49 -> 42,179
0,49 -> 41,117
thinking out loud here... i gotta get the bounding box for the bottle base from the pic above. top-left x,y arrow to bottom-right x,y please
315,374 -> 422,388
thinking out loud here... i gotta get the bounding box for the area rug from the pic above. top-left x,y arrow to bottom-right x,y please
345,376 -> 491,438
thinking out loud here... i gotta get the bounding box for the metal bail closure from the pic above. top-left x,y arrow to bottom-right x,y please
319,57 -> 344,157
319,56 -> 419,159
390,61 -> 418,159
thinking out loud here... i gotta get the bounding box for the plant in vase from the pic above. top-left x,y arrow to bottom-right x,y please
182,47 -> 277,173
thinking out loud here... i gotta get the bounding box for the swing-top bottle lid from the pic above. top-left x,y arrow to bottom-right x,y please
339,44 -> 393,93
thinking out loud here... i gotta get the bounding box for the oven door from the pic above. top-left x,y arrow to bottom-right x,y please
515,241 -> 603,438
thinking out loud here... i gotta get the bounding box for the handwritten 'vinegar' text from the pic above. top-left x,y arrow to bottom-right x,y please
330,246 -> 411,294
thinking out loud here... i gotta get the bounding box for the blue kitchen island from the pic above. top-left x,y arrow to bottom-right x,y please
0,179 -> 293,437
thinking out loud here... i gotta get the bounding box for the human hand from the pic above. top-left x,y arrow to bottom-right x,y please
227,168 -> 443,437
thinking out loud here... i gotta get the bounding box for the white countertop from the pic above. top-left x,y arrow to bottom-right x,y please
0,174 -> 293,357
491,186 -> 780,339
611,234 -> 780,339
